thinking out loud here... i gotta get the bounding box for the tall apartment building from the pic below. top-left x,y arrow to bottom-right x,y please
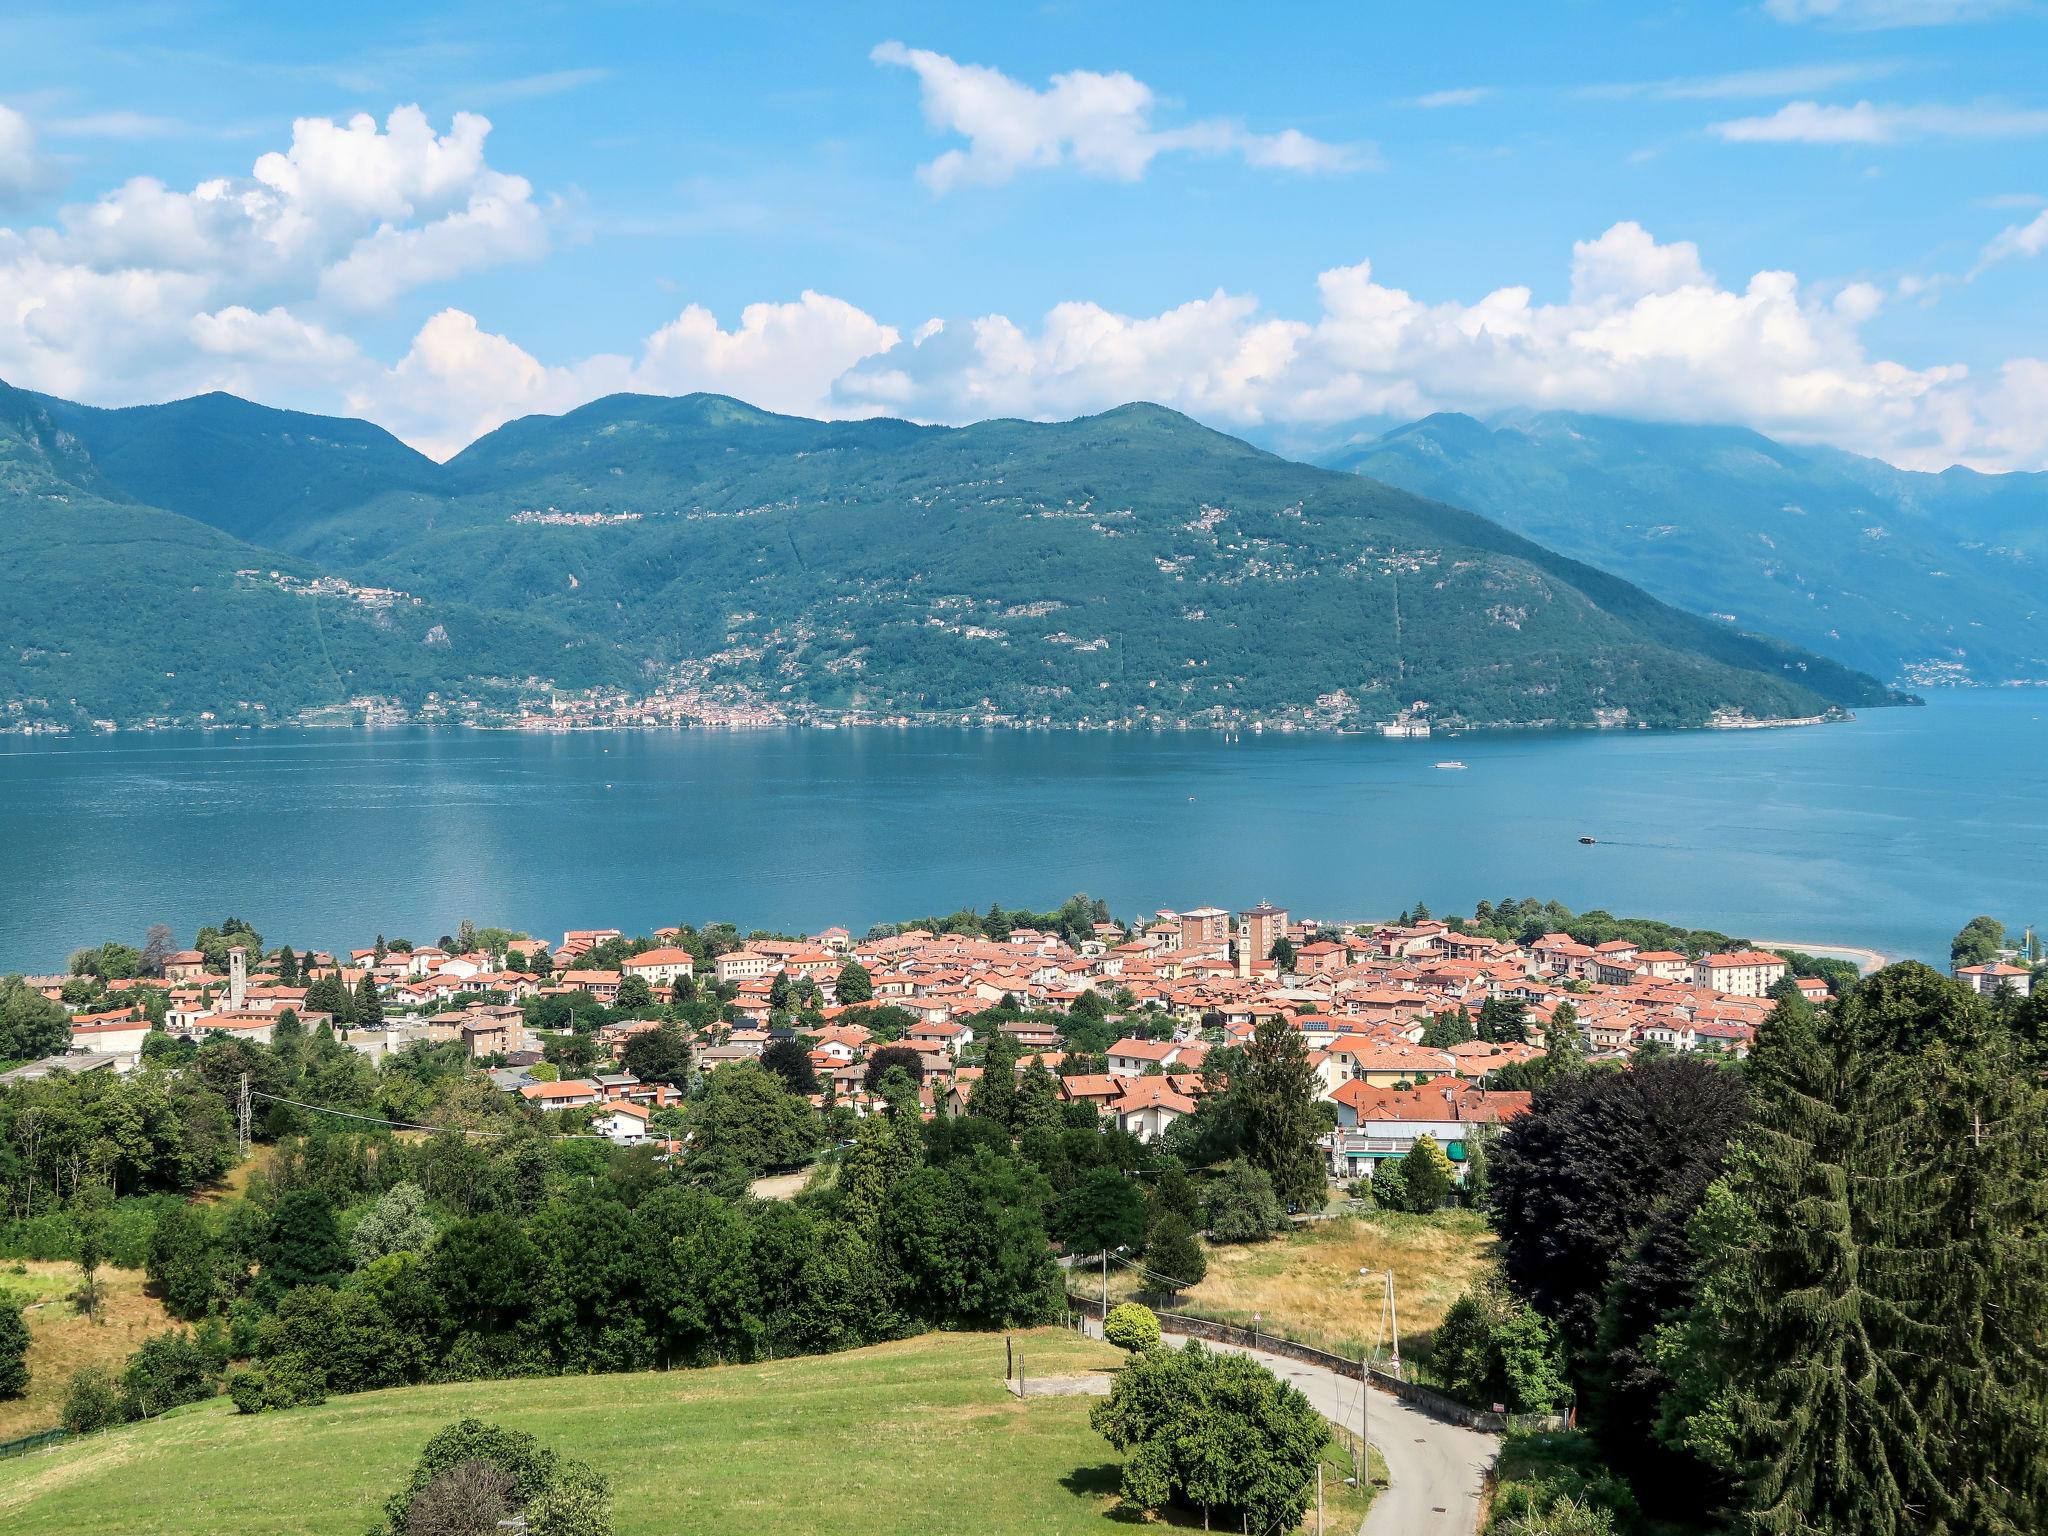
1178,906 -> 1231,951
1238,903 -> 1290,963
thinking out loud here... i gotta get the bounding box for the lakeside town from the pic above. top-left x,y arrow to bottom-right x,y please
12,898 -> 2033,1173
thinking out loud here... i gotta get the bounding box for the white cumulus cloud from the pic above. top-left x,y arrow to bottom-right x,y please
1713,99 -> 2048,143
0,105 -> 547,406
829,220 -> 2047,472
870,41 -> 1368,191
363,294 -> 902,459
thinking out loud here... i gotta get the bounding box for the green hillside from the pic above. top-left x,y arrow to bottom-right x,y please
1331,410 -> 2048,686
3,380 -> 1911,730
35,389 -> 442,547
0,1329 -> 1370,1536
0,385 -> 633,730
276,394 -> 1897,728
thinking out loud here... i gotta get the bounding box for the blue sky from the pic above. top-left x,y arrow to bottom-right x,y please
2,0 -> 2046,465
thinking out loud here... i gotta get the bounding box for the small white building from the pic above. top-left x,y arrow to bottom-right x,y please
623,947 -> 697,988
1106,1037 -> 1187,1078
714,950 -> 773,985
592,1100 -> 651,1144
1692,951 -> 1788,998
1954,960 -> 2034,998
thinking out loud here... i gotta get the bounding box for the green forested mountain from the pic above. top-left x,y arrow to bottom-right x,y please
0,384 -> 632,729
1329,410 -> 2048,686
34,389 -> 441,546
2,382 -> 1907,730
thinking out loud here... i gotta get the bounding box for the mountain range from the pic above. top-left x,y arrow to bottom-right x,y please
1328,411 -> 2048,688
2,381 -> 1912,733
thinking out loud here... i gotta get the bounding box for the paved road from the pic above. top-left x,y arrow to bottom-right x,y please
1085,1319 -> 1499,1535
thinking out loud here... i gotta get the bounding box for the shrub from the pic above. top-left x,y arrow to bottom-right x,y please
226,1351 -> 327,1414
1144,1213 -> 1207,1293
1204,1159 -> 1285,1243
1434,1272 -> 1569,1413
1104,1302 -> 1162,1352
379,1418 -> 613,1536
350,1182 -> 438,1267
1368,1160 -> 1410,1211
1091,1342 -> 1330,1531
0,1302 -> 27,1399
120,1328 -> 219,1417
1492,1492 -> 1617,1535
62,1366 -> 128,1433
1396,1134 -> 1458,1211
401,1458 -> 517,1536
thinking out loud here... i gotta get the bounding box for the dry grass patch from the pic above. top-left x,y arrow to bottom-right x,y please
0,1264 -> 168,1441
1106,1211 -> 1497,1360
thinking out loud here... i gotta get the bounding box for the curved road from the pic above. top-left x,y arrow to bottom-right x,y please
1086,1319 -> 1499,1534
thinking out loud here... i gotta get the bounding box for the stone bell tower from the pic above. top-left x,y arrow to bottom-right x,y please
228,946 -> 248,1011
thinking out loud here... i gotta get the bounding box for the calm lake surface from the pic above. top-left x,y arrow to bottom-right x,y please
2,692 -> 2042,971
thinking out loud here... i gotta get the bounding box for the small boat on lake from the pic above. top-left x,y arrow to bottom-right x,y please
1434,760 -> 1467,770
1579,835 -> 1597,845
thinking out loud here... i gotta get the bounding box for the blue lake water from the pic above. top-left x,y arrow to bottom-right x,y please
1,692 -> 2042,972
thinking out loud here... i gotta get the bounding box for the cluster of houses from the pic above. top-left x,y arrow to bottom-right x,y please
30,902 -> 2026,1182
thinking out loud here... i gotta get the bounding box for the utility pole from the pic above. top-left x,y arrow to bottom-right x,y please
1316,1461 -> 1324,1536
237,1073 -> 251,1158
1386,1270 -> 1402,1379
1101,1247 -> 1109,1322
1358,1356 -> 1368,1488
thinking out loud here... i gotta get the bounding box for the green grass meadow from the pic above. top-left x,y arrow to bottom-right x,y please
0,1327 -> 1373,1535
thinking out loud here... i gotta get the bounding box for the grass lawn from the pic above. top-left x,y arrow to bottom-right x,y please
0,1327 -> 1372,1535
0,1264 -> 169,1442
1101,1210 -> 1497,1362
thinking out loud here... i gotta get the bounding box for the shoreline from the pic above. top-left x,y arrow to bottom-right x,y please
0,707 -> 1875,741
1754,939 -> 1890,975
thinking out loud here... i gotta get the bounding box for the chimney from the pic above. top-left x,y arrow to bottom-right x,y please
228,946 -> 248,1011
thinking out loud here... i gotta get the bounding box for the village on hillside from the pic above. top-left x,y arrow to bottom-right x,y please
14,897 -> 1996,1188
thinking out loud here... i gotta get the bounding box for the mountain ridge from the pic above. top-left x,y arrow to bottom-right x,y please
1328,408 -> 2047,685
1,380 -> 1908,732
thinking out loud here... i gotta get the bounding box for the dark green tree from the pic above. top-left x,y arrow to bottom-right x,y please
1144,1212 -> 1207,1294
262,1189 -> 348,1291
1950,915 -> 2006,968
863,1045 -> 924,1092
1395,1133 -> 1457,1211
1053,1167 -> 1149,1257
967,1033 -> 1022,1130
0,1302 -> 27,1399
760,1037 -> 818,1096
1477,995 -> 1529,1045
145,1204 -> 222,1320
689,1063 -> 819,1175
1704,970 -> 2048,1535
1013,1060 -> 1064,1133
619,1023 -> 692,1089
1433,1271 -> 1570,1412
834,961 -> 873,1004
0,975 -> 70,1061
1232,1014 -> 1326,1209
1204,1159 -> 1286,1242
120,1328 -> 219,1417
